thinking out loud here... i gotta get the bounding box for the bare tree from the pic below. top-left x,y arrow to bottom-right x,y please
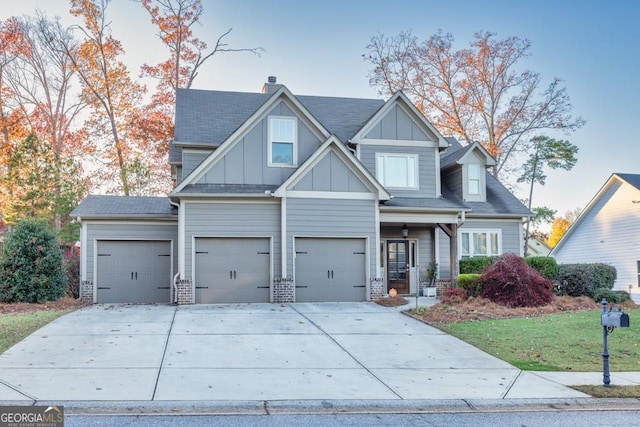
364,30 -> 585,179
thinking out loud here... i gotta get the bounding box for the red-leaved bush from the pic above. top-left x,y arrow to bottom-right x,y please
440,288 -> 468,305
479,253 -> 554,307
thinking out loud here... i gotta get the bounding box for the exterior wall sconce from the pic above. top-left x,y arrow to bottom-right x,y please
401,224 -> 409,239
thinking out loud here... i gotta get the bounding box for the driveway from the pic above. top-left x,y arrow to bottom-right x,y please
0,302 -> 587,402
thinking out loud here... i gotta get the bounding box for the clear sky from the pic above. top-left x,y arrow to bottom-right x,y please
2,0 -> 639,222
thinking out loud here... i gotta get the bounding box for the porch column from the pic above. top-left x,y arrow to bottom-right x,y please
437,223 -> 458,287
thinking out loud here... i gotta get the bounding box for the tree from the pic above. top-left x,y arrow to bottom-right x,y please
137,0 -> 262,106
57,0 -> 150,195
4,14 -> 89,228
1,133 -> 86,234
363,31 -> 585,179
548,217 -> 572,248
0,219 -> 67,303
518,135 -> 578,255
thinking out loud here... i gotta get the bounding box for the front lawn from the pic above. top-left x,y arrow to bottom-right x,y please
417,304 -> 640,372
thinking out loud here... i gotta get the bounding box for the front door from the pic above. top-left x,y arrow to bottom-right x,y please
386,240 -> 409,294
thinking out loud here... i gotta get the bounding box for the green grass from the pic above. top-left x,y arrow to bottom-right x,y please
0,310 -> 71,354
435,308 -> 640,371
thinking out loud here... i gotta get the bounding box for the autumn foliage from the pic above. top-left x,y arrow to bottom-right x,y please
479,253 -> 554,308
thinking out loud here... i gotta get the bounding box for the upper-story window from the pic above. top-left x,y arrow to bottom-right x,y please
468,163 -> 481,195
376,153 -> 418,189
269,116 -> 297,167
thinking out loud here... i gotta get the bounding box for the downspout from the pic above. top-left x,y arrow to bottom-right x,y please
169,199 -> 180,303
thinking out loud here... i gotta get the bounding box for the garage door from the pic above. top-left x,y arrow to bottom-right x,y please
194,238 -> 271,303
295,238 -> 367,302
96,240 -> 172,303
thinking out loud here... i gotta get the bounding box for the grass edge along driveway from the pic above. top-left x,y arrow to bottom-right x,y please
431,308 -> 640,372
0,310 -> 73,354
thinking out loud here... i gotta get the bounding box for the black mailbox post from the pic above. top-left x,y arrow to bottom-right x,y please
601,299 -> 630,387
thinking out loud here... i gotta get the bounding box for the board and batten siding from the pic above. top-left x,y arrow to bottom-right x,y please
182,149 -> 212,182
82,221 -> 178,284
196,101 -> 322,187
293,151 -> 369,192
364,104 -> 432,141
359,145 -> 438,198
183,201 -> 281,279
437,219 -> 522,279
286,198 -> 377,279
553,181 -> 640,291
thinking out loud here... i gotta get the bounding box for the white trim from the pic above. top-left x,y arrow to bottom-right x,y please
285,191 -> 377,200
459,229 -> 503,259
281,197 -> 287,278
375,206 -> 381,278
375,152 -> 419,190
435,147 -> 442,197
434,228 -> 441,280
173,86 -> 330,193
79,221 -> 87,281
178,200 -> 185,278
354,138 -> 438,148
182,199 -> 279,205
81,219 -> 176,225
380,212 -> 460,223
268,116 -> 298,167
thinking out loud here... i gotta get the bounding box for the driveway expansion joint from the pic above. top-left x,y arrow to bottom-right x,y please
152,306 -> 178,400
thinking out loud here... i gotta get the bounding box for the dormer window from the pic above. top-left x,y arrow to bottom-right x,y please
376,153 -> 418,190
468,164 -> 481,195
269,116 -> 297,167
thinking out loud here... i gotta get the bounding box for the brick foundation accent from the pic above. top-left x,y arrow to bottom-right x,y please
80,280 -> 93,303
369,277 -> 385,300
273,277 -> 294,303
435,279 -> 452,296
175,279 -> 193,305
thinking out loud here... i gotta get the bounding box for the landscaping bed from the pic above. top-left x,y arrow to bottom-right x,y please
0,297 -> 88,314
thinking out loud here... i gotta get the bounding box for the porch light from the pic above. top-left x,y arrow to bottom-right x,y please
401,224 -> 409,239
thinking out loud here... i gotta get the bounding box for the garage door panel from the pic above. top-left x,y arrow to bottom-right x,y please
295,238 -> 366,302
195,238 -> 271,303
96,240 -> 172,304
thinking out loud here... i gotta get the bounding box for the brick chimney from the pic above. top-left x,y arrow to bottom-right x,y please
262,76 -> 282,94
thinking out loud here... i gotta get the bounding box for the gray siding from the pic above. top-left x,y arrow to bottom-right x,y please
182,149 -> 212,182
197,101 -> 323,186
293,151 -> 369,192
554,181 -> 640,291
365,104 -> 432,141
438,220 -> 522,279
380,226 -> 434,276
442,167 -> 463,196
359,144 -> 438,198
286,198 -> 376,279
83,221 -> 178,284
183,202 -> 281,279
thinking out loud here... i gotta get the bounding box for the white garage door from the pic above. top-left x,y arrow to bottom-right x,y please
295,238 -> 367,302
194,237 -> 271,303
96,240 -> 172,303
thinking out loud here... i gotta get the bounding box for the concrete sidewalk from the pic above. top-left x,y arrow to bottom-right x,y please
0,302 -> 636,405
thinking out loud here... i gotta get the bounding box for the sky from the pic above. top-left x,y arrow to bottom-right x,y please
2,0 -> 640,223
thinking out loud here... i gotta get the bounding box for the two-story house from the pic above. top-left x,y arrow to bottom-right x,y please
71,77 -> 530,304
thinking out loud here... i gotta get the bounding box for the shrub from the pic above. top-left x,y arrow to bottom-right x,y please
64,251 -> 80,299
457,274 -> 483,297
479,253 -> 554,307
555,263 -> 617,298
440,288 -> 468,304
593,287 -> 630,304
459,256 -> 496,274
0,219 -> 67,303
525,257 -> 559,280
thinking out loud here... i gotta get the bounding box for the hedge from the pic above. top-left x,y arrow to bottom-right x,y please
555,263 -> 617,298
459,257 -> 496,274
457,273 -> 483,297
525,257 -> 559,280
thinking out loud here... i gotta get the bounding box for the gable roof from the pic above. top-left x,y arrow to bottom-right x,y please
551,173 -> 640,253
441,140 -> 496,168
71,195 -> 177,219
273,135 -> 391,200
171,88 -> 384,158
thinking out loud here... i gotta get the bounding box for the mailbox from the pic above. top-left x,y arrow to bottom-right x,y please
601,309 -> 630,328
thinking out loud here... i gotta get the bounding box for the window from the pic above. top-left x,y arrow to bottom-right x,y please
376,153 -> 418,189
269,117 -> 297,166
460,230 -> 501,258
468,163 -> 481,195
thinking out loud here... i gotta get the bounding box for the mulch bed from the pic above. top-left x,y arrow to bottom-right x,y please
375,296 -> 409,307
0,297 -> 89,314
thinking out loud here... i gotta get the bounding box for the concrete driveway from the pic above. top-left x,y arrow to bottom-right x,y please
0,302 -> 588,402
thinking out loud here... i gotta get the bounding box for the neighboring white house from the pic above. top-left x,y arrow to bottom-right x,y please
551,173 -> 640,300
527,237 -> 551,257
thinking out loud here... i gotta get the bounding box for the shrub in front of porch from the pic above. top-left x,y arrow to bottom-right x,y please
457,274 -> 482,297
459,256 -> 496,274
479,253 -> 554,308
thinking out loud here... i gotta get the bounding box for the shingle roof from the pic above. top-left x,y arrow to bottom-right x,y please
616,173 -> 640,191
172,88 -> 385,150
71,195 -> 177,218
